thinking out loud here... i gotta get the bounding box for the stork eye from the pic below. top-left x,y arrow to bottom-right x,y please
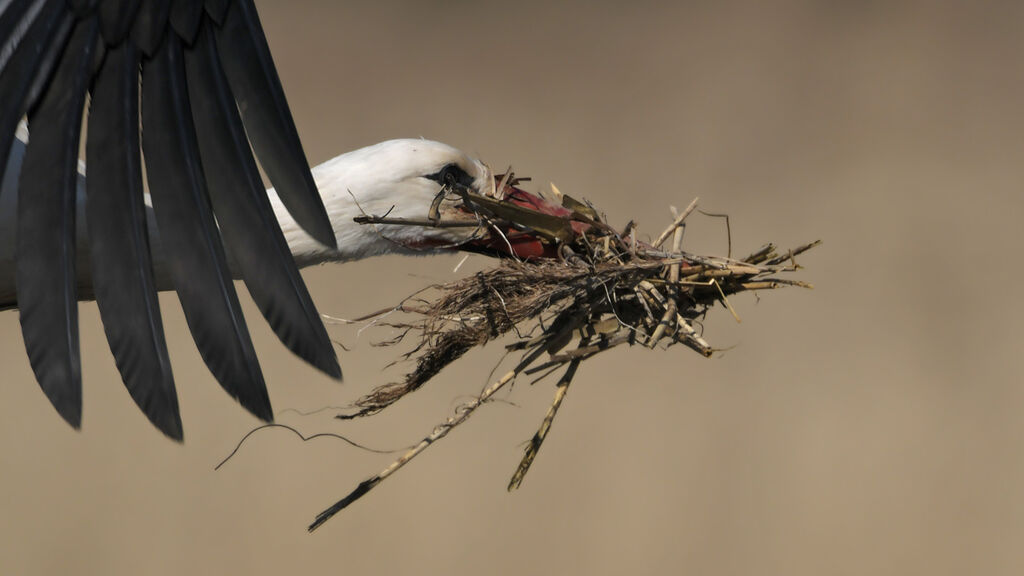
442,165 -> 459,185
427,163 -> 472,188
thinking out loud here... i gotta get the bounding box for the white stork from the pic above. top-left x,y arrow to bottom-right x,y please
0,0 -> 559,440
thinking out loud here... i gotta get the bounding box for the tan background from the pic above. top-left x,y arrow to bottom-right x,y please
2,1 -> 1023,574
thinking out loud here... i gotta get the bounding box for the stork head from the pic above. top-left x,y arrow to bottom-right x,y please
292,139 -> 570,264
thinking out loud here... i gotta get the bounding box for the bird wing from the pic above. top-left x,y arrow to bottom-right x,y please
1,0 -> 341,440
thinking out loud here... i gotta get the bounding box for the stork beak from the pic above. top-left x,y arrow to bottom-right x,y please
456,184 -> 592,260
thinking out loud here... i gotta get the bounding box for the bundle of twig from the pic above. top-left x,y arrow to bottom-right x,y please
305,186 -> 819,532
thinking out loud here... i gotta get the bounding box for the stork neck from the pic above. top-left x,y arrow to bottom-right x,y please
270,148 -> 434,268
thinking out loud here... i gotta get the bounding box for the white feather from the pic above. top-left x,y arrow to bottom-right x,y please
274,138 -> 493,266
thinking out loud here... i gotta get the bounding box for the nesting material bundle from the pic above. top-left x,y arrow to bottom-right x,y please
309,187 -> 819,531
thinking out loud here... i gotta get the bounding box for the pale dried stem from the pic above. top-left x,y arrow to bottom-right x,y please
675,314 -> 713,356
647,299 -> 678,349
712,279 -> 742,324
739,281 -> 780,290
310,369 -> 519,532
508,344 -> 588,491
353,215 -> 482,228
494,166 -> 514,200
654,196 -> 699,248
524,332 -> 633,375
669,227 -> 684,284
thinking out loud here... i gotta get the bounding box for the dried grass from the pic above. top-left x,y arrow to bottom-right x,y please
305,187 -> 819,531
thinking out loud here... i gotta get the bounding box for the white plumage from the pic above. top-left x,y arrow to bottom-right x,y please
276,138 -> 494,267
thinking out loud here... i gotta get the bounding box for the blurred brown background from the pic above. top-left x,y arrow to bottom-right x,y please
3,1 -> 1023,574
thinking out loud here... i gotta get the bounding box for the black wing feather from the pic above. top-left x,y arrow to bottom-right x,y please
25,6 -> 77,109
87,41 -> 182,440
168,0 -> 203,45
5,0 -> 342,437
0,0 -> 72,186
15,16 -> 98,428
184,19 -> 341,379
213,0 -> 337,249
97,0 -> 141,45
140,31 -> 272,422
0,0 -> 46,73
130,0 -> 170,56
204,0 -> 229,25
66,1 -> 98,17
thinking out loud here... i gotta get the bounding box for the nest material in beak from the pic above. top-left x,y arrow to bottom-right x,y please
296,188 -> 820,531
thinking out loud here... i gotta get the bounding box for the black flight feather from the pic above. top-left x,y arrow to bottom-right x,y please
87,41 -> 183,440
168,0 -> 203,45
0,0 -> 72,187
4,0 -> 342,437
129,0 -> 170,57
204,0 -> 230,25
24,6 -> 76,110
66,0 -> 98,17
97,0 -> 141,45
140,31 -> 272,422
213,0 -> 337,249
0,0 -> 46,74
183,19 -> 340,379
16,16 -> 97,428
